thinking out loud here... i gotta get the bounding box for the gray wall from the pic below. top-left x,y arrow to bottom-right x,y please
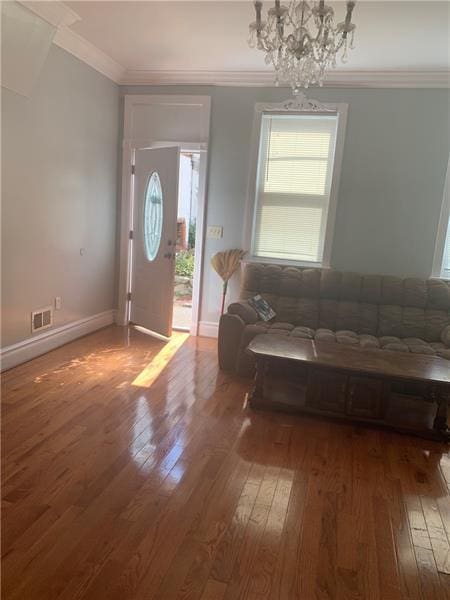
5,47 -> 446,345
2,46 -> 119,347
121,85 -> 450,326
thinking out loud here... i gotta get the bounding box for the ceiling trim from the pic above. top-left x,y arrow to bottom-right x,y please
53,27 -> 126,83
16,1 -> 450,89
121,69 -> 450,89
18,0 -> 126,83
19,1 -> 80,28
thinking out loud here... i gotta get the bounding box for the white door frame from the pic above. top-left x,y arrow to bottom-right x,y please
117,96 -> 210,336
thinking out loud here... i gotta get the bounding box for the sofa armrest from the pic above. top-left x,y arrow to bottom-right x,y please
227,301 -> 258,325
441,325 -> 450,347
218,313 -> 247,371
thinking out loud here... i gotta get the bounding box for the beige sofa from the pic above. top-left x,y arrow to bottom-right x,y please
218,263 -> 450,376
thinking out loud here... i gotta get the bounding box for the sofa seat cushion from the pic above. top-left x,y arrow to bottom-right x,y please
403,337 -> 437,355
315,328 -> 335,343
379,336 -> 410,353
240,323 -> 270,348
240,321 -> 450,361
336,330 -> 360,345
315,329 -> 378,348
268,322 -> 295,333
254,321 -> 271,330
291,326 -> 316,339
358,334 -> 380,349
429,342 -> 450,359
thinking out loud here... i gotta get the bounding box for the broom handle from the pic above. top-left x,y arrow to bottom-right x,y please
220,280 -> 228,315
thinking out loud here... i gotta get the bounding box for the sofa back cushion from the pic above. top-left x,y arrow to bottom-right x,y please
239,263 -> 450,342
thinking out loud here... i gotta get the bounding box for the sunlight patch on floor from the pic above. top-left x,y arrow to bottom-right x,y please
131,332 -> 189,388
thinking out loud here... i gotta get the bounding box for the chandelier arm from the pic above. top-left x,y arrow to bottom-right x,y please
254,1 -> 263,36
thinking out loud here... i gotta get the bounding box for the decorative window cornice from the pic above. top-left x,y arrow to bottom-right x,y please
255,92 -> 337,114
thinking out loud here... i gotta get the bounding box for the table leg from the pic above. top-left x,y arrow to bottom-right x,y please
432,386 -> 449,441
249,357 -> 265,408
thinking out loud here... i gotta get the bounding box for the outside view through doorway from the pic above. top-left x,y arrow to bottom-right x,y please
173,152 -> 200,330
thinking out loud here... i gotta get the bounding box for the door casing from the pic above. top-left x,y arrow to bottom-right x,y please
117,95 -> 211,336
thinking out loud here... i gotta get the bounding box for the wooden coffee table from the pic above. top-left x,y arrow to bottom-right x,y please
247,334 -> 450,441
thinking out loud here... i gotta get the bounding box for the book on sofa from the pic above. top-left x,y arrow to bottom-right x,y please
248,294 -> 276,322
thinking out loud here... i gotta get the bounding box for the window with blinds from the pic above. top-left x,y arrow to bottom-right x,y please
443,219 -> 450,276
252,113 -> 339,263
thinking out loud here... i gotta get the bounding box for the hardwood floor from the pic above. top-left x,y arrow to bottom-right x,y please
2,325 -> 450,600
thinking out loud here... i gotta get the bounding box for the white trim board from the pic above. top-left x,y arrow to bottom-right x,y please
17,0 -> 125,83
19,1 -> 80,29
198,321 -> 219,339
1,310 -> 116,372
53,26 -> 125,83
243,96 -> 348,269
432,155 -> 450,278
118,95 -> 211,337
121,69 -> 450,89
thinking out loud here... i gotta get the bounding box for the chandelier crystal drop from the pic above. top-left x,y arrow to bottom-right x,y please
248,0 -> 356,93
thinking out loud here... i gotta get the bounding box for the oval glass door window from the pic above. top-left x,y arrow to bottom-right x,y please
143,171 -> 163,261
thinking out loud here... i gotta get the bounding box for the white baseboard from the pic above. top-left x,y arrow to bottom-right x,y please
198,320 -> 219,338
1,309 -> 116,372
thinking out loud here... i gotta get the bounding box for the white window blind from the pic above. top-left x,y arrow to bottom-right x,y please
252,113 -> 338,262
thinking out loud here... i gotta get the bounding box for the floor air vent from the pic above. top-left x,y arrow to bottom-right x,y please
31,306 -> 53,333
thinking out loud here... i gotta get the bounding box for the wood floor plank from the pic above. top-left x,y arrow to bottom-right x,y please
2,325 -> 450,600
372,494 -> 403,600
245,468 -> 294,599
415,546 -> 447,600
387,477 -> 423,600
295,474 -> 326,599
199,578 -> 227,600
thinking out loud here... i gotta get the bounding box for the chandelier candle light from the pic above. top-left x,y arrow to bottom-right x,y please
248,0 -> 356,92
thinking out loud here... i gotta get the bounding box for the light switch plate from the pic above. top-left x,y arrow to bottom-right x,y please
207,225 -> 223,239
55,296 -> 62,310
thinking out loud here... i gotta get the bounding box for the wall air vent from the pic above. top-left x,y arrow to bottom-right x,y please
31,306 -> 53,333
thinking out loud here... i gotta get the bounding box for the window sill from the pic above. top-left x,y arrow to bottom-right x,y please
431,270 -> 450,282
242,255 -> 330,270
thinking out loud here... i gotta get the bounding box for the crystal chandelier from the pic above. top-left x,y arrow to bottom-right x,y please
248,0 -> 356,92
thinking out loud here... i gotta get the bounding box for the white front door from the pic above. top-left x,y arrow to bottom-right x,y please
130,146 -> 179,337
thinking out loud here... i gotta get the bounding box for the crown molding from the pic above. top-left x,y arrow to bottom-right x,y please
18,1 -> 80,28
121,69 -> 450,88
17,1 -> 126,83
325,70 -> 450,88
53,27 -> 126,83
15,1 -> 450,89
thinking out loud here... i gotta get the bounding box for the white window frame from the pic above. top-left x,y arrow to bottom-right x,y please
432,155 -> 450,280
243,94 -> 348,268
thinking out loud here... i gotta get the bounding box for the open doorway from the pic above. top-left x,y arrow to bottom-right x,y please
118,95 -> 211,336
173,152 -> 200,331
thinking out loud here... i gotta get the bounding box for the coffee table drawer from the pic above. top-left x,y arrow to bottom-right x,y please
347,376 -> 383,419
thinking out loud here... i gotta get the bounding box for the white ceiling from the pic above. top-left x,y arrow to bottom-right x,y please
22,1 -> 450,86
67,1 -> 449,73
